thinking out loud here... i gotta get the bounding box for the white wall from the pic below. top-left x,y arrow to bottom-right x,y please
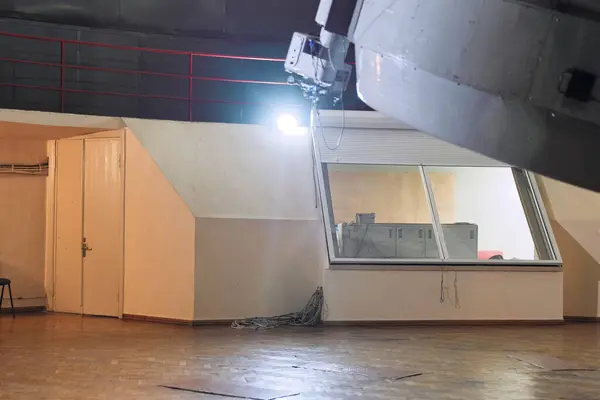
0,109 -> 565,322
125,118 -> 319,220
453,167 -> 534,259
325,269 -> 563,321
539,176 -> 600,318
123,131 -> 196,321
123,119 -> 325,321
542,176 -> 600,264
0,140 -> 47,311
194,218 -> 326,320
122,116 -> 562,322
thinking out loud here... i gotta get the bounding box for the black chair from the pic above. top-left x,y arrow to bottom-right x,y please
0,278 -> 15,317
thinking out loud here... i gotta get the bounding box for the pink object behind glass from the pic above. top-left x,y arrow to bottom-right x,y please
478,250 -> 504,260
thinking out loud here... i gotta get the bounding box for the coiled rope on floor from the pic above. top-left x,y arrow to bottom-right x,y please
231,286 -> 324,330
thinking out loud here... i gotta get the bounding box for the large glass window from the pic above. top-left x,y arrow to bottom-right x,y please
425,166 -> 552,262
324,164 -> 443,260
322,163 -> 558,265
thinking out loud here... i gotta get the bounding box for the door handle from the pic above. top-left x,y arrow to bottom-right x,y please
82,238 -> 92,258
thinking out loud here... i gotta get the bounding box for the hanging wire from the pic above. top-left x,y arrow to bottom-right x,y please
440,269 -> 461,309
440,268 -> 445,303
315,94 -> 346,151
453,271 -> 461,308
305,37 -> 346,152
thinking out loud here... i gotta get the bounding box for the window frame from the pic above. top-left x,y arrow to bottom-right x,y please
318,162 -> 561,267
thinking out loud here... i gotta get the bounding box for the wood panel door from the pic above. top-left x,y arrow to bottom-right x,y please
54,140 -> 84,313
53,137 -> 123,317
82,139 -> 122,317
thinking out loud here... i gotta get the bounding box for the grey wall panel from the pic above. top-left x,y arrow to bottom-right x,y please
0,86 -> 15,109
118,0 -> 227,36
14,62 -> 60,87
191,101 -> 243,123
224,0 -> 320,38
529,12 -> 600,127
74,30 -> 141,68
138,74 -> 187,98
140,52 -> 189,75
14,86 -> 60,112
1,0 -> 320,41
0,29 -> 62,63
0,17 -> 78,39
65,91 -> 139,117
63,68 -> 139,92
138,97 -> 189,121
8,0 -> 120,27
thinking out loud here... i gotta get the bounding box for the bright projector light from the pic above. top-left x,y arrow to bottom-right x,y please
275,114 -> 302,135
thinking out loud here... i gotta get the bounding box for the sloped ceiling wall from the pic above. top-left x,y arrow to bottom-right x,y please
124,117 -> 319,220
539,176 -> 600,318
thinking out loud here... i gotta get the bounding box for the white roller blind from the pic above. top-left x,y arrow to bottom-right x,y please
315,111 -> 507,167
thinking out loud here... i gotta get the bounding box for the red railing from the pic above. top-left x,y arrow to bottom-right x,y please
0,31 -> 298,121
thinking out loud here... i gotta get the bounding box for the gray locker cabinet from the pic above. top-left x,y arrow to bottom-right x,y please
356,224 -> 397,258
341,224 -> 397,258
340,224 -> 366,258
396,224 -> 426,258
424,227 -> 440,258
443,223 -> 478,259
340,222 -> 478,260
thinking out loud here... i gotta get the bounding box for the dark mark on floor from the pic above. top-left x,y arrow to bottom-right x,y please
161,385 -> 300,400
291,362 -> 422,381
393,373 -> 423,381
508,353 -> 596,372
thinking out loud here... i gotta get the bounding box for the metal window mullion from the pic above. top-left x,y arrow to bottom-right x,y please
419,165 -> 448,259
512,168 -> 551,260
310,109 -> 338,261
320,163 -> 340,258
525,170 -> 562,263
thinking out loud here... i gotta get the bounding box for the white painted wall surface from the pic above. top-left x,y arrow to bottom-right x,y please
194,218 -> 326,320
453,167 -> 535,259
325,269 -> 563,321
124,118 -> 324,321
539,177 -> 600,317
123,131 -> 196,321
543,177 -> 600,264
125,118 -> 319,220
123,115 -> 563,322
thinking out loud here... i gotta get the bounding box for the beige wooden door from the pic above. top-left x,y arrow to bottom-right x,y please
82,139 -> 122,317
53,137 -> 122,317
54,140 -> 84,313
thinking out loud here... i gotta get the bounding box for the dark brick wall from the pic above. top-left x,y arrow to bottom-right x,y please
0,18 -> 364,124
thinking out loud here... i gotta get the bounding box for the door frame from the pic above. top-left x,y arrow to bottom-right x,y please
46,129 -> 126,317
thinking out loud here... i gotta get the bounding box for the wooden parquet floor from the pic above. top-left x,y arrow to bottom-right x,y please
1,314 -> 600,399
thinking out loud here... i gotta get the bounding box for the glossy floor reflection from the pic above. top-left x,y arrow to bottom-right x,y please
1,314 -> 599,399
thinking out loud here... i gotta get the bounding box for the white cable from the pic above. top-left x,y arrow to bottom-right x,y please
315,106 -> 345,151
320,39 -> 347,151
307,39 -> 346,152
